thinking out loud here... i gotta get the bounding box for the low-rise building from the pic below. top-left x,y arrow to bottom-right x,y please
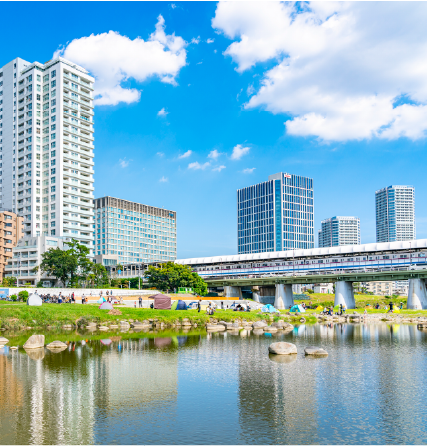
364,281 -> 394,296
0,210 -> 24,282
4,236 -> 71,286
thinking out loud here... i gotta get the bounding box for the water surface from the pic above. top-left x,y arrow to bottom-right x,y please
1,323 -> 426,444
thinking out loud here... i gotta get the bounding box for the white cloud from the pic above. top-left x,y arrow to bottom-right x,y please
242,167 -> 256,174
179,150 -> 192,159
171,3 -> 176,9
157,152 -> 165,157
206,38 -> 215,44
157,107 -> 169,117
208,149 -> 221,160
54,15 -> 187,106
188,161 -> 210,170
212,165 -> 226,172
159,176 -> 168,182
230,144 -> 250,160
191,36 -> 200,45
213,2 -> 427,141
119,158 -> 131,168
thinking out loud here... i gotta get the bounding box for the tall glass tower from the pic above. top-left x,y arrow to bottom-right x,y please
375,185 -> 415,242
237,172 -> 314,254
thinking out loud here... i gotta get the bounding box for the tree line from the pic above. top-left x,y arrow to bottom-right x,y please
2,238 -> 207,294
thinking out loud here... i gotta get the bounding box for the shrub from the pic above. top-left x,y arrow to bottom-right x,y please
18,290 -> 29,302
10,294 -> 17,301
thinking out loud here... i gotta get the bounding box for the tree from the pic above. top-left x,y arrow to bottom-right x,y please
18,290 -> 29,302
2,276 -> 17,287
91,262 -> 109,287
144,262 -> 207,295
35,238 -> 91,287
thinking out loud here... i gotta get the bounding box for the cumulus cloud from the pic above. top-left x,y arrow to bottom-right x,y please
242,168 -> 256,174
230,144 -> 250,160
157,152 -> 164,157
191,37 -> 200,44
212,165 -> 226,172
206,38 -> 215,44
188,161 -> 210,170
178,150 -> 192,159
208,149 -> 222,160
213,2 -> 427,141
119,158 -> 131,168
157,108 -> 169,117
54,15 -> 187,106
159,176 -> 168,182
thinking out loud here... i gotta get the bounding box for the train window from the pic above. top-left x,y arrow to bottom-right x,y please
383,256 -> 389,259
332,259 -> 339,263
420,253 -> 426,257
318,260 -> 323,263
369,257 -> 373,260
348,259 -> 354,261
401,255 -> 407,258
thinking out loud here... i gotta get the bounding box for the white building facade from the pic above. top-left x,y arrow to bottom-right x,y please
376,185 -> 415,243
4,235 -> 72,286
94,196 -> 177,265
0,57 -> 94,254
318,216 -> 360,248
237,172 -> 314,254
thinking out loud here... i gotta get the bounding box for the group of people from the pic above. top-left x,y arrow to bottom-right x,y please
321,303 -> 347,316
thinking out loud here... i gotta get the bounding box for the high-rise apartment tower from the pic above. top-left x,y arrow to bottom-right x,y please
237,172 -> 314,254
0,57 -> 95,253
318,216 -> 360,248
375,185 -> 415,243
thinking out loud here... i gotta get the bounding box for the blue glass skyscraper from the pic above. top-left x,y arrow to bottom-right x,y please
237,172 -> 314,254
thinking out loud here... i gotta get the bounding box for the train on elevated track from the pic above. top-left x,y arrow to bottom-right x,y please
175,240 -> 427,280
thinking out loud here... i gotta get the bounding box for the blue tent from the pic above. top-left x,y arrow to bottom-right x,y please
261,304 -> 279,313
176,300 -> 187,310
290,304 -> 306,313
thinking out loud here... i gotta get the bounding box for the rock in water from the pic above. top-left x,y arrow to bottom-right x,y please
24,348 -> 45,360
268,342 -> 297,355
47,341 -> 67,349
23,335 -> 45,349
304,346 -> 328,357
269,354 -> 297,364
206,324 -> 226,332
0,337 -> 9,345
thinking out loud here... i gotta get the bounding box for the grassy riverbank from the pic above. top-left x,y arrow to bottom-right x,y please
0,302 -> 316,330
295,293 -> 408,308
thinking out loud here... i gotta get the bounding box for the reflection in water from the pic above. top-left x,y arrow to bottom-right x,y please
0,326 -> 427,444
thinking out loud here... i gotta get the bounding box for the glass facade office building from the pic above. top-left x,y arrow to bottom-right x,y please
375,185 -> 415,242
94,196 -> 177,264
237,172 -> 314,254
318,216 -> 360,247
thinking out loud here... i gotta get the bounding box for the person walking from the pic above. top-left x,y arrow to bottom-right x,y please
134,301 -> 137,308
139,296 -> 142,308
197,299 -> 201,313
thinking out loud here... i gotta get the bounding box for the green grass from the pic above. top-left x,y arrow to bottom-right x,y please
296,292 -> 409,308
0,302 -> 277,330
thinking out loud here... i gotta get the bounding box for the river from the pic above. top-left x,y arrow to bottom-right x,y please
0,323 -> 426,444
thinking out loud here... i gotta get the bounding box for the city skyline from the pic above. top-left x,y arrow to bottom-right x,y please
1,2 -> 427,258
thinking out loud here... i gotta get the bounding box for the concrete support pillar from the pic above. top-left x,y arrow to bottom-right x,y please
275,284 -> 294,310
407,279 -> 427,309
224,286 -> 242,299
334,281 -> 356,309
252,291 -> 260,303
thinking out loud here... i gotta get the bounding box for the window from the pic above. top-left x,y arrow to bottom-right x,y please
51,159 -> 56,166
51,186 -> 55,192
51,70 -> 56,78
51,80 -> 56,88
51,168 -> 56,175
51,150 -> 56,157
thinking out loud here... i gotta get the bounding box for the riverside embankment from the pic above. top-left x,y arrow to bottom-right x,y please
2,302 -> 427,332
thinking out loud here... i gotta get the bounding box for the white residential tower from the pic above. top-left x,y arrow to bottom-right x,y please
318,216 -> 360,248
0,57 -> 95,253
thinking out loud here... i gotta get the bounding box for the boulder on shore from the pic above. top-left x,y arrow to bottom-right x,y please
0,337 -> 9,345
253,320 -> 268,329
23,335 -> 45,349
268,342 -> 297,355
304,346 -> 328,357
264,326 -> 278,333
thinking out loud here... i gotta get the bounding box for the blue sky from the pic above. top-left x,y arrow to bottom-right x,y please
2,2 -> 427,258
